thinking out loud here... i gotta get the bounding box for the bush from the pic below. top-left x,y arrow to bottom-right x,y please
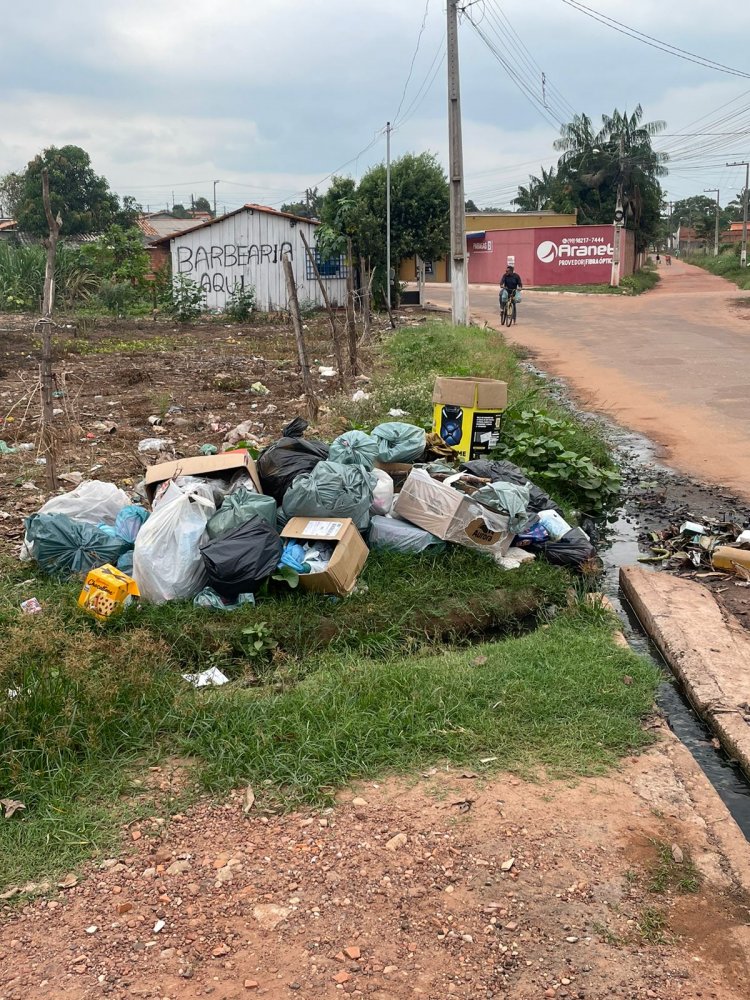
93,279 -> 141,317
165,274 -> 205,321
224,284 -> 256,321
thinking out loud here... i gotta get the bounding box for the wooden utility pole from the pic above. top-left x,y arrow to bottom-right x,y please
703,188 -> 720,257
447,0 -> 469,325
40,168 -> 60,491
386,121 -> 392,310
298,230 -> 346,382
282,255 -> 318,421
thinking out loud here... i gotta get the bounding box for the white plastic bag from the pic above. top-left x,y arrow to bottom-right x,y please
370,469 -> 394,515
133,492 -> 213,604
34,480 -> 130,525
537,509 -> 572,541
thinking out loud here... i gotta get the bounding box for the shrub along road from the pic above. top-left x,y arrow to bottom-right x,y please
426,260 -> 750,499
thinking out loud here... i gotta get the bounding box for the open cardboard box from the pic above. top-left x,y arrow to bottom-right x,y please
144,450 -> 262,504
280,516 -> 368,597
432,376 -> 508,462
392,468 -> 512,558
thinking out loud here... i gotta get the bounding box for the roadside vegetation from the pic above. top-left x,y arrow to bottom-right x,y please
684,246 -> 750,290
530,266 -> 659,296
0,313 -> 656,891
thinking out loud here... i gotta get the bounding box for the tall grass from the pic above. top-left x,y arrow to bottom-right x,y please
0,242 -> 99,311
685,247 -> 750,290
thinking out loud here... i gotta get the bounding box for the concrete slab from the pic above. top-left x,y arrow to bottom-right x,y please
620,565 -> 750,779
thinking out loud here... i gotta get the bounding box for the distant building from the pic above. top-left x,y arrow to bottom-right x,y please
151,203 -> 348,311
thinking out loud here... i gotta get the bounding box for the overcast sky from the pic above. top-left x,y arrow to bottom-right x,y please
1,0 -> 749,214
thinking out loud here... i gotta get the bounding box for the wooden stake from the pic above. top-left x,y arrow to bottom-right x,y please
345,238 -> 358,375
360,256 -> 372,344
40,167 -> 60,492
298,230 -> 346,385
282,255 -> 318,421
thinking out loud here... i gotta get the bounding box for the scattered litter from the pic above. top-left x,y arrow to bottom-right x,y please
138,437 -> 175,453
351,389 -> 370,402
85,925 -> 98,935
20,597 -> 42,615
182,667 -> 230,688
17,443 -> 35,452
199,443 -> 218,456
34,457 -> 47,465
0,440 -> 16,455
148,415 -> 163,426
59,471 -> 84,485
78,564 -> 140,621
242,785 -> 256,814
318,366 -> 337,377
153,920 -> 165,934
193,587 -> 256,611
92,420 -> 117,434
0,798 -> 26,819
250,381 -> 270,395
388,408 -> 408,417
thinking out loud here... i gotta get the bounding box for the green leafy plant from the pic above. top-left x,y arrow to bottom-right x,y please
224,284 -> 256,321
165,274 -> 205,322
240,622 -> 278,661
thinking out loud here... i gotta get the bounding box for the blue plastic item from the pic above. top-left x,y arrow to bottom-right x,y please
371,422 -> 426,464
114,505 -> 149,543
329,430 -> 379,469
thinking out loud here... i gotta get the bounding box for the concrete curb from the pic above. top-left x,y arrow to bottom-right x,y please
620,565 -> 750,781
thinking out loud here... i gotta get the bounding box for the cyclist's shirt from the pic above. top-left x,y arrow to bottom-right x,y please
500,272 -> 523,292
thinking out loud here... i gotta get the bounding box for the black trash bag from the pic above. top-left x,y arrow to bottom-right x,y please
257,417 -> 329,504
25,512 -> 130,578
200,515 -> 283,597
529,527 -> 601,575
459,459 -> 564,516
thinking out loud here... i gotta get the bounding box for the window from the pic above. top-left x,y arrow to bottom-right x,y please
306,250 -> 349,280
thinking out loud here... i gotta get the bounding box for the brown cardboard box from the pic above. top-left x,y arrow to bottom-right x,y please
280,517 -> 369,597
432,376 -> 508,410
144,450 -> 262,503
392,469 -> 512,558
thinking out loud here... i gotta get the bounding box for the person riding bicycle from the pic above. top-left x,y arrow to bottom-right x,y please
500,265 -> 523,304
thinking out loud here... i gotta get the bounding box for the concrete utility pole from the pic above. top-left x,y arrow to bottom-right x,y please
447,0 -> 469,325
213,179 -> 220,218
386,121 -> 392,309
610,135 -> 625,287
703,188 -> 720,257
726,161 -> 749,267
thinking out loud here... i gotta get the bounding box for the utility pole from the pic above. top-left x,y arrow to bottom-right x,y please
213,179 -> 220,218
726,161 -> 749,267
447,0 -> 469,325
667,201 -> 674,252
386,121 -> 392,309
610,135 -> 625,287
703,188 -> 720,257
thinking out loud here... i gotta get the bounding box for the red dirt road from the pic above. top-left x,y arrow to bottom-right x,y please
425,262 -> 750,499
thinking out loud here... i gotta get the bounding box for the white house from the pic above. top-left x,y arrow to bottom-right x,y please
154,203 -> 348,312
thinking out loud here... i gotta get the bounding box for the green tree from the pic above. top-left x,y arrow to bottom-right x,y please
0,172 -> 23,218
171,204 -> 192,219
80,225 -> 149,285
193,196 -> 214,216
12,145 -> 126,237
512,166 -> 560,211
281,187 -> 322,220
465,198 -> 479,212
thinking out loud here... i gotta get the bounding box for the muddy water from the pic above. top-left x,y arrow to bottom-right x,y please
600,430 -> 750,838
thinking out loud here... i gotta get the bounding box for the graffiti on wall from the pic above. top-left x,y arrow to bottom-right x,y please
177,242 -> 295,293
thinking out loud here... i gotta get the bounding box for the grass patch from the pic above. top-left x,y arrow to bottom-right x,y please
528,267 -> 659,296
0,596 -> 658,886
637,905 -> 668,944
684,250 -> 750,290
648,841 -> 701,895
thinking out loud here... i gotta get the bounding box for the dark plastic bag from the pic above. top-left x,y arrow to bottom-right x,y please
25,513 -> 130,577
528,527 -> 600,574
257,417 -> 329,504
280,460 -> 374,531
459,459 -> 564,516
206,488 -> 278,540
200,515 -> 283,597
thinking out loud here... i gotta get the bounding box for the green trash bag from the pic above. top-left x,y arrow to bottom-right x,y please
371,421 -> 426,463
280,461 -> 374,531
473,481 -> 530,533
329,430 -> 379,470
25,513 -> 130,578
206,487 -> 278,540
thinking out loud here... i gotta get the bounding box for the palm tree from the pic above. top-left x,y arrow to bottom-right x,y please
513,166 -> 558,211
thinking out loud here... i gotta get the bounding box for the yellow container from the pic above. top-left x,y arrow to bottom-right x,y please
431,376 -> 508,462
78,564 -> 140,621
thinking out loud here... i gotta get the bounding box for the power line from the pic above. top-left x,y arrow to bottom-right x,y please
561,0 -> 750,80
392,0 -> 431,124
392,40 -> 446,132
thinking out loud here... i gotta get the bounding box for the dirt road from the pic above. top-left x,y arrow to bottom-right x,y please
425,262 -> 750,499
2,730 -> 749,999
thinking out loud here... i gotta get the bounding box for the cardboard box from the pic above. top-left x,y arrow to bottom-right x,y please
280,517 -> 368,596
432,376 -> 507,462
392,469 -> 512,558
144,450 -> 262,503
78,563 -> 140,621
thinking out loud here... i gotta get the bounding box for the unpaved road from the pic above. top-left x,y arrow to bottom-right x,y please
2,728 -> 749,999
425,262 -> 750,500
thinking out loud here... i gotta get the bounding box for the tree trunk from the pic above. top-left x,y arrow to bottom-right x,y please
346,238 -> 358,375
298,230 -> 346,386
40,168 -> 60,492
282,255 -> 318,421
360,256 -> 372,344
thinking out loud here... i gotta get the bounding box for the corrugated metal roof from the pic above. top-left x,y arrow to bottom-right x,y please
150,203 -> 320,245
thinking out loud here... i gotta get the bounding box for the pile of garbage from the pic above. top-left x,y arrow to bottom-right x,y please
19,413 -> 599,619
642,517 -> 750,580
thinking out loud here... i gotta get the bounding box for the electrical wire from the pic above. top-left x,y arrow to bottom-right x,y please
392,41 -> 446,132
560,0 -> 750,80
392,0 -> 431,124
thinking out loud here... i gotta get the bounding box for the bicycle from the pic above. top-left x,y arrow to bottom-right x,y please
500,290 -> 517,327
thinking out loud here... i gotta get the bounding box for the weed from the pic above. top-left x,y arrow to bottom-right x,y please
225,285 -> 257,322
165,274 -> 205,321
591,921 -> 626,946
637,905 -> 668,943
648,840 -> 701,895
